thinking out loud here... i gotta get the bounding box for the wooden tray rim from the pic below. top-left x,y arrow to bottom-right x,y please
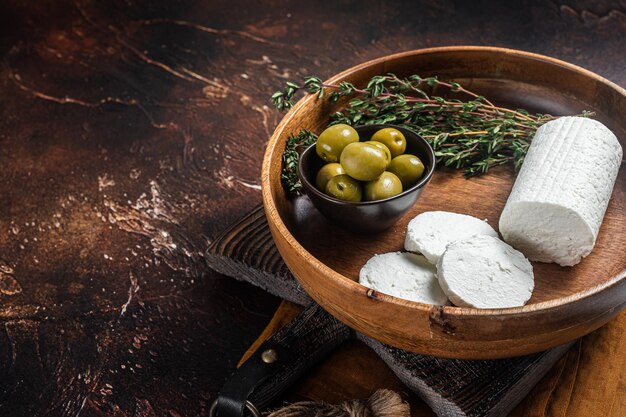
261,45 -> 626,319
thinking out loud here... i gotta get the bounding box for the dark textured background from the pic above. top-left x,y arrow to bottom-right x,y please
0,0 -> 624,415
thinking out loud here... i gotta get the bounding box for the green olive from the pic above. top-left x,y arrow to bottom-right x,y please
325,174 -> 362,202
315,163 -> 345,191
387,154 -> 425,189
364,141 -> 392,166
340,142 -> 389,181
371,128 -> 406,158
363,171 -> 403,201
315,124 -> 359,163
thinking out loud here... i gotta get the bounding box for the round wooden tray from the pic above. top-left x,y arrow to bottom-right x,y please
261,46 -> 626,359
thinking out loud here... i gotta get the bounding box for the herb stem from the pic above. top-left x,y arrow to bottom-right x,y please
271,73 -> 590,193
424,130 -> 489,138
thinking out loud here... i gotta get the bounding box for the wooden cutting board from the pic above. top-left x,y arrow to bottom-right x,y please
245,301 -> 625,417
209,204 -> 625,416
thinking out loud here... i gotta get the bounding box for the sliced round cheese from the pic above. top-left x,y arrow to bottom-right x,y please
437,235 -> 534,308
359,252 -> 448,305
404,211 -> 498,264
499,117 -> 623,266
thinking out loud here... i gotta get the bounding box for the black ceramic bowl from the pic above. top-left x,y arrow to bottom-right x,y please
297,124 -> 435,233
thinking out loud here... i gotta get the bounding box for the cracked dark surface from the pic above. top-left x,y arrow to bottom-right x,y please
0,0 -> 624,416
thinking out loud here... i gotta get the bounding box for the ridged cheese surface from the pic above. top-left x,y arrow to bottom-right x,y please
499,117 -> 623,266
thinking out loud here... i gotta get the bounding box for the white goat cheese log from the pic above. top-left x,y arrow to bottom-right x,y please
359,252 -> 448,305
499,117 -> 623,266
437,235 -> 534,308
404,211 -> 498,264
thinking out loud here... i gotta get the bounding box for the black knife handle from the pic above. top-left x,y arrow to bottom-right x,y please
211,303 -> 353,417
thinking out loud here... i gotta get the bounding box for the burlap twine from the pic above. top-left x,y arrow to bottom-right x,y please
265,389 -> 410,417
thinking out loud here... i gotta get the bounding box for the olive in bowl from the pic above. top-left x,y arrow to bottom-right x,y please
297,124 -> 435,233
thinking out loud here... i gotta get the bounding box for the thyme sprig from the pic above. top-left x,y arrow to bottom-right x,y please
281,129 -> 317,194
272,74 -> 591,195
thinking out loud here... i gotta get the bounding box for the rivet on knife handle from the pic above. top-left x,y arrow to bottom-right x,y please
211,303 -> 353,417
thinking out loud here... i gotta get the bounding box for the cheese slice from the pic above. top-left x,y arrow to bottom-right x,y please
405,211 -> 498,264
359,252 -> 448,305
437,235 -> 534,308
499,117 -> 623,266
